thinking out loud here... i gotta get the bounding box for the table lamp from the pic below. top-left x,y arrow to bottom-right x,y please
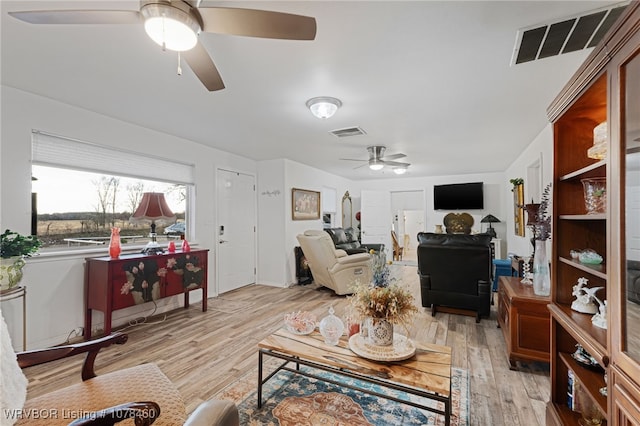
480,214 -> 500,238
130,192 -> 176,254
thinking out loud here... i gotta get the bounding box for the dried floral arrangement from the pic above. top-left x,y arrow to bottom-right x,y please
533,183 -> 552,241
349,250 -> 418,325
350,281 -> 418,325
370,249 -> 390,287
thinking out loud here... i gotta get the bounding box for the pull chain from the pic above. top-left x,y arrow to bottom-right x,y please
161,14 -> 166,51
177,52 -> 182,76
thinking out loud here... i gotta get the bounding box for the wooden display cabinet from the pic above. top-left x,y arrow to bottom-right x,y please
84,249 -> 209,340
546,3 -> 640,425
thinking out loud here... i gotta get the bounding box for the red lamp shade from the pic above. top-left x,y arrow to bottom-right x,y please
130,192 -> 176,224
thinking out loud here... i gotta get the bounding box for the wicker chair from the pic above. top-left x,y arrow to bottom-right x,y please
11,332 -> 238,426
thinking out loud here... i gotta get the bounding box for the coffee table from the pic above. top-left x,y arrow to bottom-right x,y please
258,329 -> 453,425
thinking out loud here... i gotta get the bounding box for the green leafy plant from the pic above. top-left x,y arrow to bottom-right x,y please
1,229 -> 41,259
510,177 -> 524,189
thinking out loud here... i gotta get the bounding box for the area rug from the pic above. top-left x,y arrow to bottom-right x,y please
215,362 -> 468,425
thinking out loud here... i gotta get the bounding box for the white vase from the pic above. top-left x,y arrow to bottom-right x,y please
533,240 -> 550,296
367,318 -> 394,346
0,256 -> 26,292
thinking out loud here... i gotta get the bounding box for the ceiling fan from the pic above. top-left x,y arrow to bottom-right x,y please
340,146 -> 410,173
8,0 -> 316,91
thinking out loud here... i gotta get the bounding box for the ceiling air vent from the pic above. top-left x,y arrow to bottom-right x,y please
511,2 -> 628,65
330,127 -> 367,138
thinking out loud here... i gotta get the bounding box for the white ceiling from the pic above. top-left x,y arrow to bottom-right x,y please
0,1 -> 621,180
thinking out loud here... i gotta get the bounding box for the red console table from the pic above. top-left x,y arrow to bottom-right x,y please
84,249 -> 208,339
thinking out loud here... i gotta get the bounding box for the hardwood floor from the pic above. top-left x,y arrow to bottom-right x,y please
22,265 -> 550,425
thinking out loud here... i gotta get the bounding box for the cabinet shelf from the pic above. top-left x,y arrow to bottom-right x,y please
547,402 -> 609,426
559,352 -> 608,416
558,214 -> 606,221
549,304 -> 608,367
558,257 -> 607,279
559,161 -> 606,181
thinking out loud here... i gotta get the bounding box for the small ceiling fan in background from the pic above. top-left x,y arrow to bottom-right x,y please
340,145 -> 410,174
8,0 -> 316,91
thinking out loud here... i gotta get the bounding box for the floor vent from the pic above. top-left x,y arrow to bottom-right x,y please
330,127 -> 367,138
511,2 -> 628,65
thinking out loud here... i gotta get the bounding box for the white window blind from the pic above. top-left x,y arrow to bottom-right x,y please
31,131 -> 195,184
322,187 -> 337,213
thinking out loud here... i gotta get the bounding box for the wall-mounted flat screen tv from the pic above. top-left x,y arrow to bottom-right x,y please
433,182 -> 484,210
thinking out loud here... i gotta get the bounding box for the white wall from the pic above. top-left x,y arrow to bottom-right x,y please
504,124 -> 554,257
0,86 -> 555,349
1,86 -> 256,348
257,159 -> 287,286
283,160 -> 352,286
350,172 -> 508,242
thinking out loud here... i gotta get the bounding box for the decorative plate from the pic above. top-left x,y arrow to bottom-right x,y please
443,212 -> 474,234
348,333 -> 416,361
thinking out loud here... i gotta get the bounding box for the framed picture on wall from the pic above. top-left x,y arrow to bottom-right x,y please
292,188 -> 321,220
513,183 -> 525,236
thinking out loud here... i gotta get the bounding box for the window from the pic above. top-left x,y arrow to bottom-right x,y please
31,131 -> 194,252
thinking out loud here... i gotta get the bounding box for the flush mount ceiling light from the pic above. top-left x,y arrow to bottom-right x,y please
393,166 -> 408,175
141,3 -> 201,52
306,97 -> 342,119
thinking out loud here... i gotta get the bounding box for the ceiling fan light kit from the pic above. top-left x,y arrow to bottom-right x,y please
369,162 -> 384,171
306,97 -> 342,119
340,145 -> 410,173
141,3 -> 201,52
9,1 -> 316,91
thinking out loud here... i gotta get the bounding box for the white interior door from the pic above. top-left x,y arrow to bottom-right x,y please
216,169 -> 256,294
361,190 -> 392,256
403,210 -> 424,252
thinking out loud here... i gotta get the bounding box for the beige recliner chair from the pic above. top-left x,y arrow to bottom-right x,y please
297,230 -> 372,295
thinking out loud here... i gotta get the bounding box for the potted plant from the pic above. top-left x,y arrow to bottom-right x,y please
0,229 -> 41,292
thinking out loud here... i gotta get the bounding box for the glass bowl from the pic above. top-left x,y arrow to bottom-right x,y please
284,311 -> 317,335
579,249 -> 603,265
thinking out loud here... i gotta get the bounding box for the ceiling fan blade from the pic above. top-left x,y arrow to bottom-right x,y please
182,40 -> 225,91
8,10 -> 141,25
380,153 -> 406,161
381,160 -> 410,167
198,7 -> 316,40
339,158 -> 367,162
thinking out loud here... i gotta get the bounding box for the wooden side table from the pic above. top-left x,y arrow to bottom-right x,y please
0,286 -> 27,350
497,276 -> 550,369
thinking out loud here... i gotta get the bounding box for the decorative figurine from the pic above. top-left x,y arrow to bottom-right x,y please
520,258 -> 533,284
592,298 -> 607,329
571,277 -> 603,314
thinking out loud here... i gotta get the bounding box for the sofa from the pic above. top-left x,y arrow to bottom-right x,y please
417,232 -> 493,322
296,230 -> 372,295
323,227 -> 384,255
627,260 -> 640,304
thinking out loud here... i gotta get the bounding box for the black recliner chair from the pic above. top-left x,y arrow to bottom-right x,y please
324,227 -> 384,255
417,232 -> 492,322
